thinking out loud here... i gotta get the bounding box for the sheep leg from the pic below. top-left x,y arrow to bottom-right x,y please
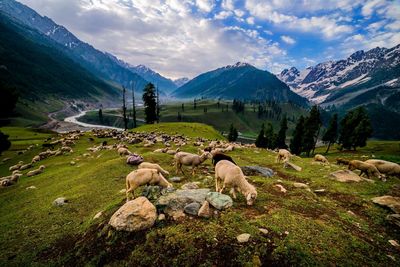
230,188 -> 237,199
215,176 -> 220,192
219,183 -> 226,194
192,166 -> 196,176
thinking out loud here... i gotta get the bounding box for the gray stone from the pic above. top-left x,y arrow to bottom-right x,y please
237,233 -> 251,243
109,197 -> 157,232
184,202 -> 201,215
206,192 -> 233,210
141,186 -> 162,200
372,196 -> 400,214
53,197 -> 68,206
181,182 -> 200,190
170,177 -> 182,182
157,189 -> 210,216
198,201 -> 212,218
241,166 -> 274,177
293,182 -> 309,188
259,228 -> 269,235
283,161 -> 302,171
329,170 -> 361,182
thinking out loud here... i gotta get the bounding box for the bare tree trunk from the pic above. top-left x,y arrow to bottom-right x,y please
311,125 -> 321,155
131,82 -> 137,128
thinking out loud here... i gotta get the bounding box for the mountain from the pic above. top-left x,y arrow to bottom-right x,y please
174,77 -> 190,87
277,44 -> 400,104
172,62 -> 308,106
0,0 -> 175,94
128,65 -> 177,93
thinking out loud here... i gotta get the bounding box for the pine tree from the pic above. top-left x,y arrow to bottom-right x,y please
177,112 -> 182,122
339,107 -> 372,150
0,131 -> 11,155
142,83 -> 157,124
302,106 -> 321,156
131,82 -> 137,128
290,115 -> 305,155
276,115 -> 288,149
122,86 -> 128,130
98,108 -> 103,125
322,113 -> 338,153
181,103 -> 184,112
265,123 -> 275,149
255,124 -> 267,148
228,124 -> 238,142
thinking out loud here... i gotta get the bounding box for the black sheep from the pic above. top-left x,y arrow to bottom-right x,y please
212,153 -> 236,166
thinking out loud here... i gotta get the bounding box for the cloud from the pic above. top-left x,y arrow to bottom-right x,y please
196,0 -> 215,13
281,35 -> 296,44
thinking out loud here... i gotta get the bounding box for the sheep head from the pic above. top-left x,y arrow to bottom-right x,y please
246,191 -> 257,206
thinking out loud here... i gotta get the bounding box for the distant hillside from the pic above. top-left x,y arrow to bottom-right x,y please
173,62 -> 308,106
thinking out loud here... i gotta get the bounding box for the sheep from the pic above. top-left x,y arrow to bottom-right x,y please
276,149 -> 292,163
336,158 -> 349,165
348,160 -> 382,180
138,162 -> 170,176
19,163 -> 33,171
153,148 -> 168,153
27,165 -> 46,177
314,154 -> 329,164
61,146 -> 73,153
215,160 -> 257,206
31,155 -> 41,164
365,159 -> 400,178
125,168 -> 172,201
212,153 -> 236,166
166,148 -> 180,155
9,161 -> 24,172
174,151 -> 212,175
118,147 -> 132,156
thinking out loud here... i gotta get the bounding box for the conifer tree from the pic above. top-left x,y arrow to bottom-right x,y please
338,107 -> 372,150
302,106 -> 321,156
228,124 -> 238,142
142,83 -> 157,124
122,86 -> 128,130
276,115 -> 288,148
0,131 -> 11,156
290,115 -> 305,155
322,113 -> 338,153
255,123 -> 267,148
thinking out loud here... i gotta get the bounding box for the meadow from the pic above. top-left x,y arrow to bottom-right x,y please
0,123 -> 399,266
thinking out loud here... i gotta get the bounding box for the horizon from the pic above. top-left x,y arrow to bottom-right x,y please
13,0 -> 400,79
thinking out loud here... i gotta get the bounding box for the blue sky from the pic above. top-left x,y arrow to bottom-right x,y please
19,0 -> 400,79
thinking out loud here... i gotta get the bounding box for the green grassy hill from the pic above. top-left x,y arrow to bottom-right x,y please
0,124 -> 399,266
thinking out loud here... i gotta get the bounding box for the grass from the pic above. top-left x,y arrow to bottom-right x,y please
0,124 -> 399,266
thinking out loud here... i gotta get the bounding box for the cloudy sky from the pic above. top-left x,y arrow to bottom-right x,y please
19,0 -> 400,79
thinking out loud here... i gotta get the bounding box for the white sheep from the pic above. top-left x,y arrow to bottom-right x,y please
365,159 -> 400,178
19,163 -> 33,171
27,165 -> 46,177
9,161 -> 24,172
138,162 -> 170,176
314,154 -> 329,164
125,168 -> 172,201
117,147 -> 132,156
174,151 -> 211,175
276,149 -> 292,163
215,160 -> 257,206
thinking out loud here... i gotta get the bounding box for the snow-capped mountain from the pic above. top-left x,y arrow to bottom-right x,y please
0,0 -> 176,94
174,77 -> 190,87
278,44 -> 400,104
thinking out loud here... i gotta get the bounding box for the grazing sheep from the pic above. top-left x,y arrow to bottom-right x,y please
153,148 -> 168,153
61,146 -> 73,153
365,159 -> 400,178
31,155 -> 41,164
118,147 -> 132,156
9,161 -> 24,172
166,148 -> 180,155
138,162 -> 170,176
276,149 -> 292,163
215,160 -> 257,206
19,163 -> 32,171
212,153 -> 236,166
348,160 -> 382,180
125,168 -> 172,201
314,154 -> 329,164
336,158 -> 349,165
174,151 -> 212,175
27,165 -> 46,177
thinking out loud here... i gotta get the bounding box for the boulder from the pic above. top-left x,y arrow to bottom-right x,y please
386,214 -> 400,228
293,182 -> 309,188
141,185 -> 162,200
157,189 -> 210,216
53,197 -> 68,206
372,196 -> 400,214
283,161 -> 302,171
109,197 -> 157,232
206,192 -> 233,210
237,233 -> 251,243
184,202 -> 201,215
198,201 -> 212,218
329,170 -> 361,182
241,166 -> 274,177
181,182 -> 200,190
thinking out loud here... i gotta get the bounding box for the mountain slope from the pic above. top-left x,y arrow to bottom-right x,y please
173,62 -> 308,106
278,44 -> 400,104
174,77 -> 190,87
0,0 -> 175,94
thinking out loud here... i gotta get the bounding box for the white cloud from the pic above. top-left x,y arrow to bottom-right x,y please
214,10 -> 232,20
281,35 -> 296,44
196,0 -> 215,13
246,16 -> 255,25
221,0 -> 235,11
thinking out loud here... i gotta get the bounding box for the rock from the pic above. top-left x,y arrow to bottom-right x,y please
259,228 -> 269,235
198,201 -> 212,218
241,166 -> 274,177
184,202 -> 201,215
170,210 -> 186,221
53,197 -> 68,206
170,177 -> 182,182
389,240 -> 400,247
237,233 -> 251,243
283,161 -> 302,171
274,184 -> 287,193
206,192 -> 233,210
26,186 -> 37,190
93,211 -> 103,220
158,213 -> 166,221
141,185 -> 162,200
314,189 -> 326,194
386,214 -> 400,228
329,170 -> 361,182
70,161 -> 76,166
372,196 -> 400,214
157,189 -> 210,216
293,182 -> 309,188
109,197 -> 157,232
181,182 -> 199,190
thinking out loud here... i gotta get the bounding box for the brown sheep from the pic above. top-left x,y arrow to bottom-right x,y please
348,160 -> 382,180
215,160 -> 257,206
138,162 -> 169,176
336,158 -> 349,165
276,149 -> 292,163
125,168 -> 172,201
174,151 -> 212,175
365,159 -> 400,178
314,154 -> 329,164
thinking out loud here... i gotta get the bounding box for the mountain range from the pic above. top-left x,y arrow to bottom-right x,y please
173,62 -> 309,106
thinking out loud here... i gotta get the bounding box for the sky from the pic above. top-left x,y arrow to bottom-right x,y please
18,0 -> 400,79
